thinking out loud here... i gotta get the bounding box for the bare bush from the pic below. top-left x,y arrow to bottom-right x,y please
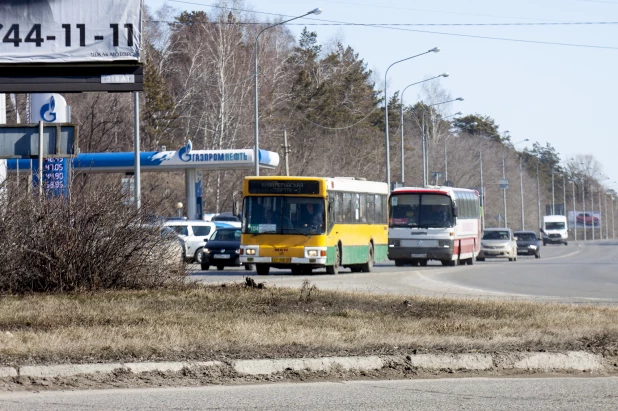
0,181 -> 185,294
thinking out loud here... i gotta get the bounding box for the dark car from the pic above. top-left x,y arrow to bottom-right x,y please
201,228 -> 253,271
513,230 -> 541,259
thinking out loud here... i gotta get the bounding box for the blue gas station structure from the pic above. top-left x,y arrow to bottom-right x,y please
7,141 -> 280,220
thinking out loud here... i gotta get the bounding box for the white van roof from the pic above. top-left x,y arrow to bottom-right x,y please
543,215 -> 567,222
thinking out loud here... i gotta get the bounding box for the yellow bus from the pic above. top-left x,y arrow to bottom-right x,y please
239,176 -> 389,275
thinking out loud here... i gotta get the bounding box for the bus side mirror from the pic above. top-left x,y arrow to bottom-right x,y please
233,200 -> 240,216
452,205 -> 458,217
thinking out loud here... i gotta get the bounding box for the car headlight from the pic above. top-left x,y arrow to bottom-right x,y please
388,239 -> 400,246
203,249 -> 210,254
529,245 -> 537,249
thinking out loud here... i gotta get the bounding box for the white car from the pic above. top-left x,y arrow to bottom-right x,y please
476,228 -> 518,262
164,220 -> 216,263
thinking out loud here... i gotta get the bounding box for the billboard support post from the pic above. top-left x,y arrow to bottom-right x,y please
38,121 -> 43,197
133,92 -> 141,210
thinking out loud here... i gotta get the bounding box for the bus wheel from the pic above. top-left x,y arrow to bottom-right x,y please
291,266 -> 302,275
326,246 -> 341,275
256,265 -> 270,276
394,260 -> 404,267
350,266 -> 362,273
419,259 -> 428,267
301,266 -> 313,275
360,244 -> 374,273
467,257 -> 474,265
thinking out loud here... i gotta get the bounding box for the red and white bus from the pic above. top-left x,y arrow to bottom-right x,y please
388,186 -> 481,266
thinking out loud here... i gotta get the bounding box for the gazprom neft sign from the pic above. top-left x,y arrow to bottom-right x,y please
0,0 -> 142,63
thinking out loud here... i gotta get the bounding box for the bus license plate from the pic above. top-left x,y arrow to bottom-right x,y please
272,257 -> 291,263
410,253 -> 427,258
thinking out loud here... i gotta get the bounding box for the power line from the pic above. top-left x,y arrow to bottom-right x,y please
164,0 -> 618,51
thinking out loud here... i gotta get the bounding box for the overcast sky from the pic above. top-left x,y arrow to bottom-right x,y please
146,0 -> 618,188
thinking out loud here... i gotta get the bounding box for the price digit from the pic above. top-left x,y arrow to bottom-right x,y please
25,24 -> 44,47
3,24 -> 22,47
124,24 -> 133,47
62,24 -> 71,46
76,24 -> 85,47
110,24 -> 118,47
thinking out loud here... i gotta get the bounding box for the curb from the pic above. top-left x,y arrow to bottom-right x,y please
234,356 -> 384,376
1,351 -> 610,380
16,361 -> 223,379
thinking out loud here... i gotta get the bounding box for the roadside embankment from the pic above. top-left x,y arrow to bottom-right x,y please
0,281 -> 616,389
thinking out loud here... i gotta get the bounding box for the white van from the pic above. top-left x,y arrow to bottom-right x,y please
164,220 -> 216,263
541,215 -> 568,246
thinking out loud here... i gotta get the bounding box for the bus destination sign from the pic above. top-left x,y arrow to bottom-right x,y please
248,180 -> 320,195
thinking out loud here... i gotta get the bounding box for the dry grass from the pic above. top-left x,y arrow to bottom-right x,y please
0,281 -> 616,365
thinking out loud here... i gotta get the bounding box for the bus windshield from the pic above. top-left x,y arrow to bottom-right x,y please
389,194 -> 454,228
243,196 -> 326,235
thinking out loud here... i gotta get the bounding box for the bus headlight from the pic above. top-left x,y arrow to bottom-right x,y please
245,248 -> 257,255
305,247 -> 326,258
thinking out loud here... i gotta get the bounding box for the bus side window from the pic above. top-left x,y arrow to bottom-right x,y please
375,194 -> 382,224
359,194 -> 366,223
366,194 -> 375,224
343,192 -> 352,224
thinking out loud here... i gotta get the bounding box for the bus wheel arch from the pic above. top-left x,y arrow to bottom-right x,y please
326,242 -> 342,275
360,241 -> 374,272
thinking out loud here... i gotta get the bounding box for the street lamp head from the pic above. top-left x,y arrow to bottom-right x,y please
455,97 -> 464,101
309,8 -> 322,15
429,47 -> 440,53
440,72 -> 449,77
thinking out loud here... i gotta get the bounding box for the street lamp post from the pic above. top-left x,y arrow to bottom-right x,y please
254,8 -> 322,176
442,111 -> 462,183
612,194 -> 616,239
384,47 -> 440,189
562,174 -> 566,217
570,180 -> 576,241
519,155 -> 524,230
399,73 -> 448,186
421,97 -> 463,186
551,169 -> 555,215
582,178 -> 587,241
536,160 -> 541,233
501,137 -> 527,229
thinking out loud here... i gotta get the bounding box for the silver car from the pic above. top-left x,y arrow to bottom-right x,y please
476,228 -> 517,262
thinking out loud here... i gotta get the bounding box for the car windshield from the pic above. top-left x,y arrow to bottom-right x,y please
213,216 -> 239,222
483,230 -> 510,240
515,233 -> 536,241
389,194 -> 453,228
192,226 -> 212,236
545,222 -> 565,230
243,196 -> 326,235
211,229 -> 241,241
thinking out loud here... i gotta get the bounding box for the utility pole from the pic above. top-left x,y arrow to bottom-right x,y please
281,130 -> 291,176
598,188 -> 603,240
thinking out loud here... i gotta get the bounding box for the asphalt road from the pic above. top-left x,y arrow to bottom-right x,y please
1,377 -> 617,410
190,241 -> 618,303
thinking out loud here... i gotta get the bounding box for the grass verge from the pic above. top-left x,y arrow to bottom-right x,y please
0,281 -> 616,365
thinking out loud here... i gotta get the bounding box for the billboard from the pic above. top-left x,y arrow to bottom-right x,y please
568,210 -> 601,228
0,0 -> 142,63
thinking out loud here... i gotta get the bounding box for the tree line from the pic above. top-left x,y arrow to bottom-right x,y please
4,1 -> 615,235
